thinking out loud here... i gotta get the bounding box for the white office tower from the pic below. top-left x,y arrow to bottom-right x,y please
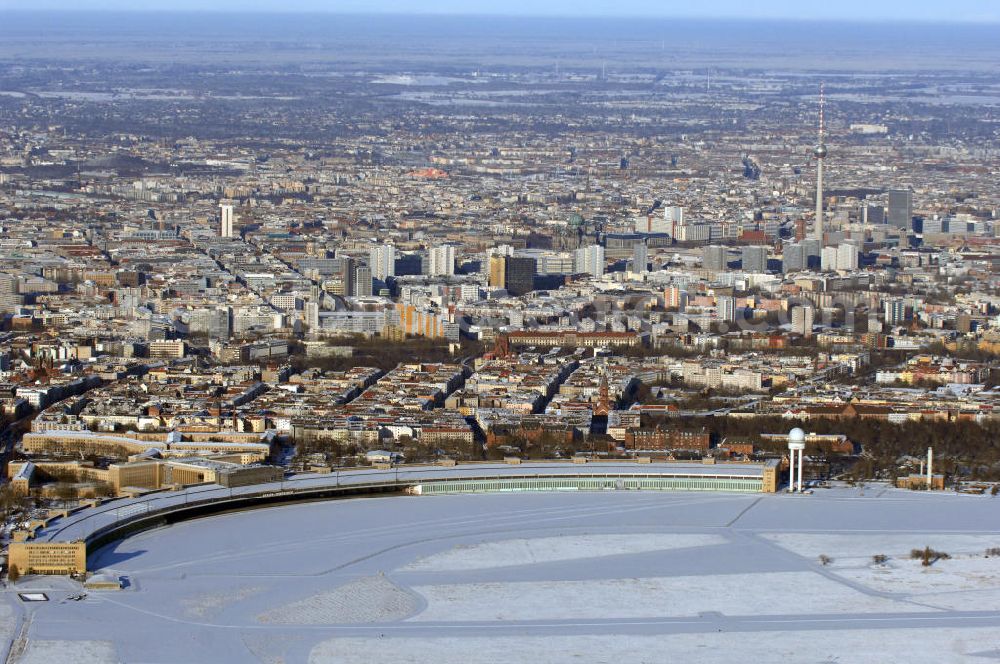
460,284 -> 482,302
632,241 -> 648,273
219,204 -> 234,238
792,305 -> 815,337
717,295 -> 737,322
428,245 -> 456,276
0,272 -> 19,313
836,243 -> 859,271
820,246 -> 838,271
574,244 -> 605,277
703,245 -> 728,272
783,244 -> 805,273
369,244 -> 395,279
353,265 -> 373,297
884,298 -> 906,326
664,206 -> 684,225
741,245 -> 768,274
635,205 -> 684,237
665,286 -> 687,311
305,301 -> 320,330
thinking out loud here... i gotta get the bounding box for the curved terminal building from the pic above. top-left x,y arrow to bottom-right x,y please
12,459 -> 780,576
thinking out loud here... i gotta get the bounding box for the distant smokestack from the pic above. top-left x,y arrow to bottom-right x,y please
927,447 -> 933,489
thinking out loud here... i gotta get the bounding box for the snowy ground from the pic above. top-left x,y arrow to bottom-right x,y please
762,532 -> 1000,611
0,601 -> 16,663
761,533 -> 1000,562
402,533 -> 726,571
308,628 -> 1000,664
3,487 -> 1000,663
182,584 -> 265,619
258,575 -> 419,624
412,571 -> 930,621
14,640 -> 117,664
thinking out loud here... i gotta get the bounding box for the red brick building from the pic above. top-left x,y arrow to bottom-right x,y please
625,428 -> 711,452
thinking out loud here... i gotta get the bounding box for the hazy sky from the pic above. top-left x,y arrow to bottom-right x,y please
1,0 -> 998,23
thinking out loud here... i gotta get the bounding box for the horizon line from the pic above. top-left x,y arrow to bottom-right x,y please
2,8 -> 998,27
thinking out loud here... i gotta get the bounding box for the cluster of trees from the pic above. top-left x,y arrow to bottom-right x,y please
912,547 -> 950,566
48,481 -> 115,502
289,336 -> 483,373
486,430 -> 582,460
0,483 -> 28,521
924,340 -> 1000,364
671,414 -> 1000,481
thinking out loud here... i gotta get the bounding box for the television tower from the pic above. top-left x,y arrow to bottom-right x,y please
813,83 -> 828,244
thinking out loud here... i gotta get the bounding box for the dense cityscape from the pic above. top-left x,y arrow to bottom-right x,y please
1,8 -> 999,663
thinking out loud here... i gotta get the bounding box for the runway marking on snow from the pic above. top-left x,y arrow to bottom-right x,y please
724,497 -> 762,527
82,593 -> 1000,635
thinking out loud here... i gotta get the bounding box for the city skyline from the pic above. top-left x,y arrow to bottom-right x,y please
2,2 -> 1000,662
0,0 -> 999,23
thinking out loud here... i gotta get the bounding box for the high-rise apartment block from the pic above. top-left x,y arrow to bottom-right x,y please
741,246 -> 768,273
783,244 -> 805,273
717,295 -> 737,322
888,189 -> 913,230
0,272 -> 21,313
369,244 -> 395,280
836,243 -> 859,271
792,305 -> 815,337
632,241 -> 648,273
353,265 -> 373,297
574,245 -> 605,277
219,204 -> 234,238
428,245 -> 456,276
884,298 -> 907,326
703,245 -> 727,272
488,254 -> 506,289
504,256 -> 536,296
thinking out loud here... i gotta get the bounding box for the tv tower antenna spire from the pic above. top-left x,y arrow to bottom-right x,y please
813,83 -> 828,245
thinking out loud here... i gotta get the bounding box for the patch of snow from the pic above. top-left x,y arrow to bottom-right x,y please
918,587 -> 1000,612
181,585 -> 264,619
836,557 -> 1000,596
258,575 -> 418,624
0,602 -> 16,661
761,533 -> 1000,561
309,628 -> 1000,664
402,533 -> 727,572
14,640 -> 116,664
410,571 -> 930,622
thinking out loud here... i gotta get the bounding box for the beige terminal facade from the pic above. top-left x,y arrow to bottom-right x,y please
7,458 -> 283,498
8,541 -> 87,575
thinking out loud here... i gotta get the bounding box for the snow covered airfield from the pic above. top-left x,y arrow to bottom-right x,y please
5,486 -> 1000,663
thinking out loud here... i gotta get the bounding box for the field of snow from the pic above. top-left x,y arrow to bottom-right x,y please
837,556 -> 1000,596
402,533 -> 727,572
411,570 -> 930,622
14,640 -> 117,664
762,533 -> 1000,561
181,585 -> 264,619
258,575 -> 419,624
6,488 -> 1000,663
0,603 -> 16,663
308,628 -> 1000,664
760,531 -> 1000,611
